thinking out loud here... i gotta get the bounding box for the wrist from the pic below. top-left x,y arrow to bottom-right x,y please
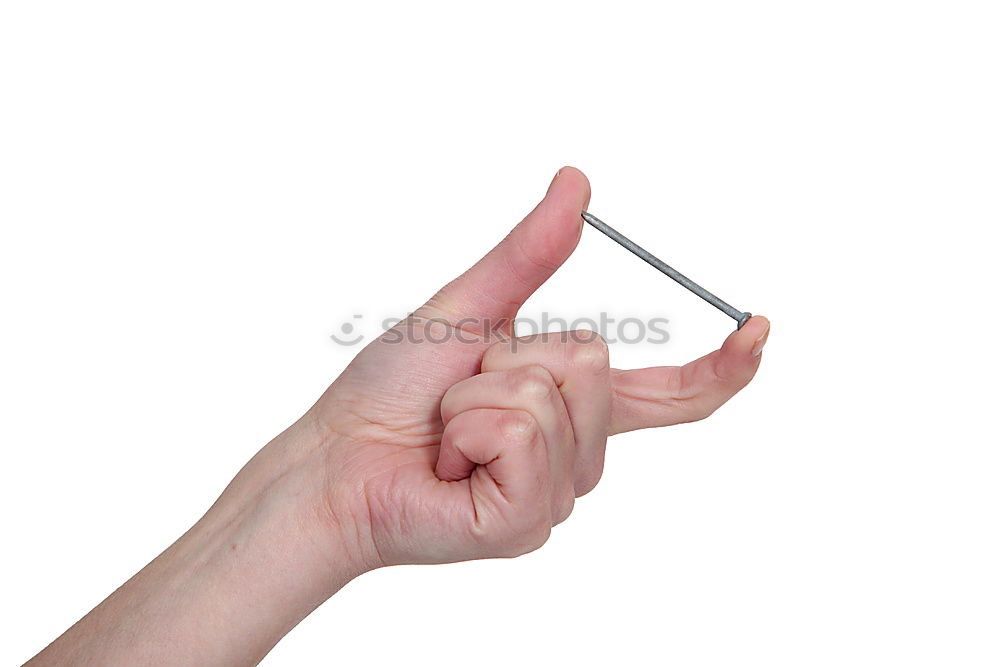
208,413 -> 382,588
31,416 -> 375,665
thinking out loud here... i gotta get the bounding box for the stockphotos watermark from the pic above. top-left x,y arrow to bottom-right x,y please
330,313 -> 671,347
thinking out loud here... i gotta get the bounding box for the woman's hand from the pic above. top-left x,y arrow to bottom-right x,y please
30,167 -> 769,665
308,166 -> 769,569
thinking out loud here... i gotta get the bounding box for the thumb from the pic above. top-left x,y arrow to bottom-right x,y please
418,167 -> 591,329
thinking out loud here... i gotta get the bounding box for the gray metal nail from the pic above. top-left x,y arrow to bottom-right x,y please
581,211 -> 752,330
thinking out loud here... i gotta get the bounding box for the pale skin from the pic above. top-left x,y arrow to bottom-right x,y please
29,167 -> 769,665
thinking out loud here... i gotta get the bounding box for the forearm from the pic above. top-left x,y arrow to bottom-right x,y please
29,419 -> 370,666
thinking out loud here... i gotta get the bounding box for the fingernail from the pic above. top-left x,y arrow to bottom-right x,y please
751,324 -> 770,357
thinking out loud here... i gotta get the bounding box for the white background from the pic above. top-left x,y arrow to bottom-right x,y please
2,2 -> 998,665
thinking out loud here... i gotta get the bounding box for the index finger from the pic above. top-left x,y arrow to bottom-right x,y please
609,315 -> 770,434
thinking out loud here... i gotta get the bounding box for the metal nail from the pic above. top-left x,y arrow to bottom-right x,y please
581,211 -> 752,330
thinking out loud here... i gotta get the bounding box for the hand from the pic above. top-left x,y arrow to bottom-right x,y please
30,167 -> 769,665
310,166 -> 770,568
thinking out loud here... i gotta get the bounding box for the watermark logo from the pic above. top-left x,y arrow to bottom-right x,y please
330,313 -> 670,348
329,314 -> 365,346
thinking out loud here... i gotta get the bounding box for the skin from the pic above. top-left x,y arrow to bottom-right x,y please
28,167 -> 769,665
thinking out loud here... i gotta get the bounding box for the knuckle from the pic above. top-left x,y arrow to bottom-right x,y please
570,333 -> 609,371
512,365 -> 555,402
498,409 -> 538,444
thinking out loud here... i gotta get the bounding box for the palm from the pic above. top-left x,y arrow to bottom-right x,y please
314,318 -> 502,564
329,317 -> 493,443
